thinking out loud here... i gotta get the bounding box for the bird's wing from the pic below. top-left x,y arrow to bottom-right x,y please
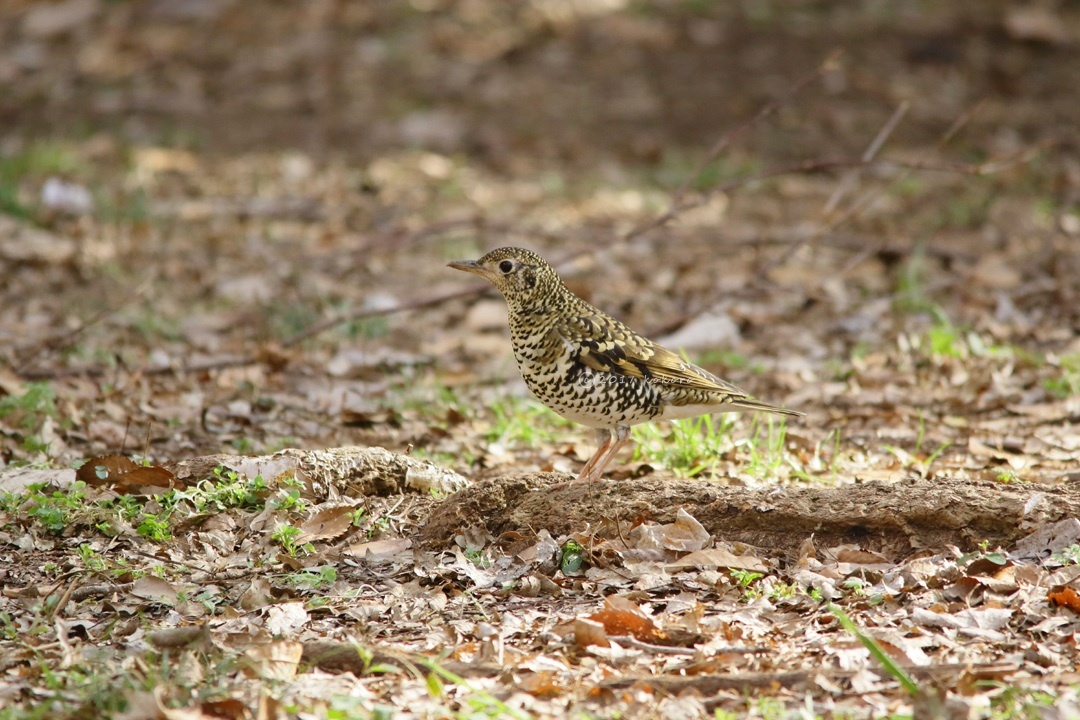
552,313 -> 748,397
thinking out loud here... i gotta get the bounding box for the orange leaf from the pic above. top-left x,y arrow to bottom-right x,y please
1048,585 -> 1080,612
587,609 -> 665,643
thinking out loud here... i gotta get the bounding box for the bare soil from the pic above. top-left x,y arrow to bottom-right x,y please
421,475 -> 1080,559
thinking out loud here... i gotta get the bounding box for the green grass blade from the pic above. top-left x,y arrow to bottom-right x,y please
829,604 -> 919,697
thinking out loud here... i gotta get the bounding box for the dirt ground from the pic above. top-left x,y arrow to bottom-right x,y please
2,1 -> 1080,718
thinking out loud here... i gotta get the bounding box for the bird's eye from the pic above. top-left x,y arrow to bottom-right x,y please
499,260 -> 514,273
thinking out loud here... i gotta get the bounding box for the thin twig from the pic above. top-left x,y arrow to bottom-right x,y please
608,636 -> 697,655
825,97 -> 994,279
12,279 -> 153,375
762,101 -> 1048,281
279,282 -> 491,349
623,50 -> 844,247
770,102 -> 912,271
823,102 -> 910,216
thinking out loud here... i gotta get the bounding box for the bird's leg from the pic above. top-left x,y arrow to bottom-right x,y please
575,428 -> 612,483
580,424 -> 631,483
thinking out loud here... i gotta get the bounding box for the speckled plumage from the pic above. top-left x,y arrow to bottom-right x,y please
449,247 -> 802,482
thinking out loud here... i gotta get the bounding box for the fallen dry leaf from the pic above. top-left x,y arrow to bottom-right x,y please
630,508 -> 710,552
76,454 -> 179,492
668,546 -> 767,572
298,504 -> 357,544
345,538 -> 412,561
243,641 -> 304,681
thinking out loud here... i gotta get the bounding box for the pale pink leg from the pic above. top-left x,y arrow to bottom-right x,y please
575,429 -> 612,483
578,425 -> 631,483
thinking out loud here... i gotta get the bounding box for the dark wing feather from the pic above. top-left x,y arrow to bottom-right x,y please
552,312 -> 748,396
552,310 -> 803,417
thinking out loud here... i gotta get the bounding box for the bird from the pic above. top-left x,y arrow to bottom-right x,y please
448,247 -> 803,483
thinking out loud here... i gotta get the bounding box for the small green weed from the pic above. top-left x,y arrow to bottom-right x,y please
486,394 -> 572,447
130,312 -> 183,342
633,413 -> 736,477
994,468 -> 1023,483
900,313 -> 1018,366
0,382 -> 57,429
792,428 -> 844,484
768,581 -> 799,601
753,696 -> 787,720
348,316 -> 390,340
410,446 -> 476,470
0,491 -> 19,515
0,382 -> 60,457
395,378 -> 473,423
24,481 -> 87,533
76,545 -> 138,578
462,547 -> 491,568
272,523 -> 312,557
882,413 -> 952,478
560,539 -> 585,575
651,148 -> 762,192
270,476 -> 307,512
987,685 -> 1056,719
1050,544 -> 1080,566
167,467 -> 268,513
730,568 -> 764,588
76,545 -> 108,573
842,577 -> 869,597
421,660 -> 532,720
286,567 -> 338,591
267,300 -> 320,341
927,322 -> 965,359
739,415 -> 789,479
10,475 -> 197,543
137,514 -> 172,542
363,515 -> 391,540
0,140 -> 83,219
1044,352 -> 1080,398
695,348 -> 762,373
894,245 -> 936,316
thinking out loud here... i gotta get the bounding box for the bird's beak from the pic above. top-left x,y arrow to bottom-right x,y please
447,259 -> 484,276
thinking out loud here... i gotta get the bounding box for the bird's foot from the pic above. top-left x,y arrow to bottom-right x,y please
542,470 -> 599,490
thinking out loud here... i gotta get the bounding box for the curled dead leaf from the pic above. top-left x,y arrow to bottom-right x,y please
630,508 -> 710,552
588,599 -> 666,644
146,624 -> 209,650
297,504 -> 357,544
517,575 -> 542,597
76,454 -> 179,493
242,641 -> 304,681
238,577 -> 273,611
131,576 -> 180,605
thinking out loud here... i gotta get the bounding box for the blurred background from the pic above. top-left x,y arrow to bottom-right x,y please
1,0 -> 1077,484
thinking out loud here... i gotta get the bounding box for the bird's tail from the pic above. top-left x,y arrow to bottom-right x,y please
728,399 -> 804,417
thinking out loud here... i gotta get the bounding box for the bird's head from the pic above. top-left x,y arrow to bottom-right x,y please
448,247 -> 561,311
